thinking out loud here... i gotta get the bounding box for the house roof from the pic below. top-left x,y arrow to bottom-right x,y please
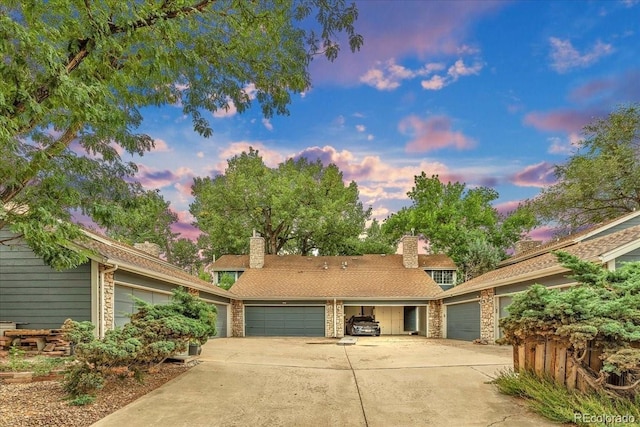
499,210 -> 640,267
76,229 -> 233,299
442,223 -> 640,298
228,254 -> 448,299
212,253 -> 456,271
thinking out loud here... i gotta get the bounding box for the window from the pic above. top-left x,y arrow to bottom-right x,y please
426,269 -> 454,285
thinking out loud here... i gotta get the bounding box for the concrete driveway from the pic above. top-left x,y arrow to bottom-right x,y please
92,337 -> 558,427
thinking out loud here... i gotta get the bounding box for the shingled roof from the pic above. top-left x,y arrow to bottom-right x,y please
442,223 -> 640,298
76,229 -> 233,298
499,210 -> 640,267
227,254 -> 449,299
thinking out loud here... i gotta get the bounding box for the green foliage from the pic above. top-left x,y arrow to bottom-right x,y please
62,319 -> 96,345
63,288 -> 216,397
63,365 -> 105,397
67,394 -> 96,406
526,103 -> 640,234
97,185 -> 179,256
191,148 -> 371,256
0,0 -> 363,268
499,252 -> 640,388
383,173 -> 536,279
337,219 -> 397,255
494,369 -> 640,426
167,238 -> 202,274
2,347 -> 30,372
218,273 -> 236,291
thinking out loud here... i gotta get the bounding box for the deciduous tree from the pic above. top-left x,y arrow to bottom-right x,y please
526,104 -> 640,234
0,1 -> 362,268
383,173 -> 535,280
190,148 -> 370,256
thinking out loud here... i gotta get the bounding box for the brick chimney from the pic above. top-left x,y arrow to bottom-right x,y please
249,234 -> 265,268
134,241 -> 162,257
514,239 -> 542,256
402,235 -> 418,268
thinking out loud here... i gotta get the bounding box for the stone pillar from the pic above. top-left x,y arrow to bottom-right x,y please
427,300 -> 442,338
480,288 -> 495,342
231,299 -> 245,337
325,300 -> 344,338
99,264 -> 116,333
402,235 -> 418,268
249,236 -> 265,268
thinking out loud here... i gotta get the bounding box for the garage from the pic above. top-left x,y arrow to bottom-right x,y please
114,285 -> 170,328
343,305 -> 426,335
446,301 -> 480,341
114,285 -> 228,338
496,295 -> 513,339
245,306 -> 325,337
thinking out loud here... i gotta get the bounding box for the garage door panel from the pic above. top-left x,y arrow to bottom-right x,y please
245,306 -> 325,337
446,302 -> 480,341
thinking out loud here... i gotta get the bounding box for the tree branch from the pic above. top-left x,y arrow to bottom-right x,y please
0,123 -> 82,204
10,1 -> 216,125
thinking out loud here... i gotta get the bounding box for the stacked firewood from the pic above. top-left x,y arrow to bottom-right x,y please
1,329 -> 71,356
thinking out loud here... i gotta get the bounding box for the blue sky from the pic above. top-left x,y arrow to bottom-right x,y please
126,0 -> 640,240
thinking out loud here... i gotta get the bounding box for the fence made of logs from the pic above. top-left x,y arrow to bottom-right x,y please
513,337 -> 636,395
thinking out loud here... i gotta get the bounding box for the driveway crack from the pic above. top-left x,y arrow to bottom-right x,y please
343,346 -> 369,427
487,415 -> 512,426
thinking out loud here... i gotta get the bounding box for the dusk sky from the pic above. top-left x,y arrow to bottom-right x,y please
124,0 -> 640,241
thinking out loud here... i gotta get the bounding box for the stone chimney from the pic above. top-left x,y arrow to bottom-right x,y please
249,234 -> 265,269
402,235 -> 418,268
514,239 -> 542,256
133,241 -> 162,257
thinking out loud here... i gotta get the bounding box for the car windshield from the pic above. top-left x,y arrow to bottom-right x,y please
353,316 -> 374,322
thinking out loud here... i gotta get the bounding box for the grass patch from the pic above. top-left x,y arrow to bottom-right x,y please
0,347 -> 72,375
493,369 -> 640,426
67,394 -> 96,406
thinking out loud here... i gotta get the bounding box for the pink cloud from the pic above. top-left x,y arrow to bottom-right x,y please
568,70 -> 640,104
510,162 -> 556,188
309,1 -> 504,85
217,142 -> 284,169
494,200 -> 525,216
135,164 -> 189,189
152,138 -> 172,152
523,109 -> 597,133
526,225 -> 556,243
399,115 -> 476,152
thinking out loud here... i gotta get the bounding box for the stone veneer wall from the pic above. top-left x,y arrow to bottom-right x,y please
402,235 -> 418,268
480,288 -> 495,342
231,299 -> 244,337
187,288 -> 200,297
99,264 -> 115,333
249,236 -> 265,268
325,300 -> 344,338
427,300 -> 442,338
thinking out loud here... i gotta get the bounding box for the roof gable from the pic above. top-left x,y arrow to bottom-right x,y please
443,223 -> 640,298
499,210 -> 640,267
227,254 -> 452,299
77,229 -> 233,298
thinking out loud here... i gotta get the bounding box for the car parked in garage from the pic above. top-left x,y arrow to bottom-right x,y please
345,315 -> 381,336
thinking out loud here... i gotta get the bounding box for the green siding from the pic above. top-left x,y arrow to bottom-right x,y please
0,230 -> 91,329
615,247 -> 640,268
494,273 -> 573,295
245,306 -> 325,337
